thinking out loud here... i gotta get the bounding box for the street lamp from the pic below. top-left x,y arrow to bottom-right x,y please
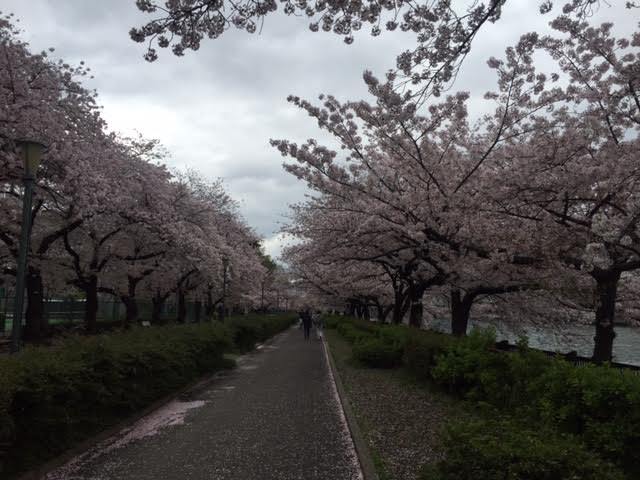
11,139 -> 45,353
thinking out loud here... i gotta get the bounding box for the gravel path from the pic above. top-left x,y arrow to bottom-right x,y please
44,327 -> 363,480
326,330 -> 456,480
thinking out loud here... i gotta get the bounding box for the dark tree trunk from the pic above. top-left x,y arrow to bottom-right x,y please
121,276 -> 140,327
122,297 -> 138,326
151,293 -> 166,323
450,288 -> 473,337
25,268 -> 45,340
84,275 -> 98,333
194,300 -> 202,323
408,284 -> 425,328
363,304 -> 371,321
177,290 -> 187,323
205,288 -> 215,318
592,270 -> 620,363
391,291 -> 408,324
377,304 -> 392,323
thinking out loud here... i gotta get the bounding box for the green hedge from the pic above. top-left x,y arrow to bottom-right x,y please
432,330 -> 640,475
0,314 -> 294,478
226,313 -> 296,352
353,337 -> 403,368
421,417 -> 625,480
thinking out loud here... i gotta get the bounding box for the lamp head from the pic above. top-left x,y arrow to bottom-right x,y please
17,140 -> 45,178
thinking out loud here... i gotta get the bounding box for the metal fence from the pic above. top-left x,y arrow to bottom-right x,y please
0,293 -> 205,334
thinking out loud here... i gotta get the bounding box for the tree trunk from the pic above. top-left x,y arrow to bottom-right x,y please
377,304 -> 392,323
177,290 -> 187,323
408,284 -> 425,328
121,297 -> 138,326
450,288 -> 473,337
151,293 -> 166,323
205,288 -> 215,318
363,304 -> 371,320
391,290 -> 408,324
24,268 -> 45,340
592,271 -> 620,363
84,275 -> 98,333
194,300 -> 202,323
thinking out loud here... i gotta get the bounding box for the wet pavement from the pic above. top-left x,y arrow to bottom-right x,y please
44,327 -> 363,480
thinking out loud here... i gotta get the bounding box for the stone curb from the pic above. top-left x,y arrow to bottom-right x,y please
15,330 -> 289,480
323,333 -> 380,480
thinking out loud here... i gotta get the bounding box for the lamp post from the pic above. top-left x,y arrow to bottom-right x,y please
11,140 -> 45,353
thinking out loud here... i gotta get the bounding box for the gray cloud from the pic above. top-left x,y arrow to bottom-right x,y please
2,1 -> 636,258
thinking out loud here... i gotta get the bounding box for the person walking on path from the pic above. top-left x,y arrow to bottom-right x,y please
300,308 -> 312,340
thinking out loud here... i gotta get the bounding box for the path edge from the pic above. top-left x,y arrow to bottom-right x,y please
16,329 -> 289,480
323,334 -> 380,480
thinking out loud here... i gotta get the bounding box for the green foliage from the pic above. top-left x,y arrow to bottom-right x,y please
226,313 -> 296,352
337,322 -> 374,344
403,330 -> 455,381
431,330 -> 554,409
530,361 -> 640,475
426,329 -> 640,476
322,314 -> 344,330
421,417 -> 625,480
353,337 -> 403,368
0,315 -> 293,478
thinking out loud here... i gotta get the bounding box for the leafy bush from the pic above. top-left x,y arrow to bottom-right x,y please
530,361 -> 640,475
0,315 -> 293,478
337,322 -> 374,344
322,314 -> 344,329
353,337 -> 404,368
377,324 -> 411,348
421,417 -> 625,480
403,330 -> 455,381
226,313 -> 296,352
430,329 -> 640,475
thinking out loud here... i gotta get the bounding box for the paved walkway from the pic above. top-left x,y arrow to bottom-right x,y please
45,327 -> 363,480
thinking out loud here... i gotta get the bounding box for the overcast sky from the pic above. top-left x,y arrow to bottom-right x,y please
1,1 -> 634,259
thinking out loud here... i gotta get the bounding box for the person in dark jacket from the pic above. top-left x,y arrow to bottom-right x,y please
300,309 -> 313,340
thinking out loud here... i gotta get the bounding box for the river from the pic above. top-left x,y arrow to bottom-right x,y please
424,318 -> 640,366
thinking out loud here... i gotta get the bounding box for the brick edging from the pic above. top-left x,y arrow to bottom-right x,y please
323,334 -> 380,480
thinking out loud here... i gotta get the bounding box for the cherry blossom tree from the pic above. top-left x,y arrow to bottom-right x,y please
484,17 -> 640,361
1,17 -> 272,341
129,1 -> 634,100
0,15 -> 110,339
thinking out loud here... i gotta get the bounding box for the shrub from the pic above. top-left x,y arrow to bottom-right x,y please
353,337 -> 403,368
377,324 -> 411,348
226,313 -> 296,352
530,361 -> 640,475
322,315 -> 343,329
337,322 -> 374,344
430,329 -> 640,475
421,417 -> 625,480
430,328 -> 498,395
403,330 -> 455,381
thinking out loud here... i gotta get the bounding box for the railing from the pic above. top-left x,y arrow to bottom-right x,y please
0,295 -> 207,334
493,340 -> 640,374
